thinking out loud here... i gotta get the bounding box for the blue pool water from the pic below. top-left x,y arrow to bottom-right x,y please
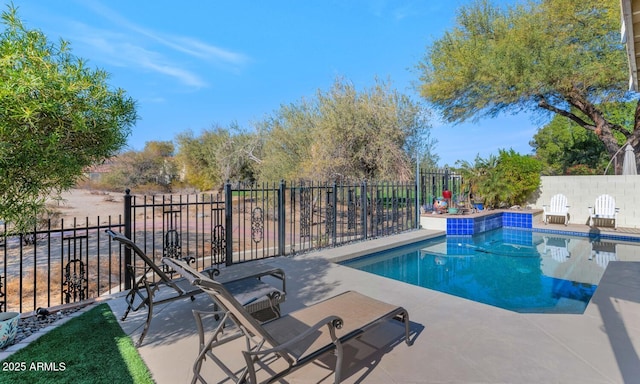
341,228 -> 637,314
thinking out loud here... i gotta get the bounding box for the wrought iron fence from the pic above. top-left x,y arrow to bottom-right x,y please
0,218 -> 124,313
419,168 -> 464,210
0,179 -> 419,313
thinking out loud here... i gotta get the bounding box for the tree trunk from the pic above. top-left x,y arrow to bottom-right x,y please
630,99 -> 640,170
598,121 -> 624,174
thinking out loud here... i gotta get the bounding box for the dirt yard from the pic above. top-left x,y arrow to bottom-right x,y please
47,189 -> 125,225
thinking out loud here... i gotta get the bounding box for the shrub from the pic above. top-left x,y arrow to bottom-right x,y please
455,150 -> 542,208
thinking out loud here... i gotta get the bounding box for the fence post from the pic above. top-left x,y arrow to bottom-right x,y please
123,189 -> 132,290
416,169 -> 420,230
224,182 -> 233,266
331,182 -> 338,245
278,180 -> 286,256
361,181 -> 368,240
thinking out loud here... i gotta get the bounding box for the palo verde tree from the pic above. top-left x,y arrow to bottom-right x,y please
418,0 -> 638,172
0,6 -> 137,231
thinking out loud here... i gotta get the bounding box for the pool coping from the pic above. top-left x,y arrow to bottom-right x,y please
303,229 -> 445,264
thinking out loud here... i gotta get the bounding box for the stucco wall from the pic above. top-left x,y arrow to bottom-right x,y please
529,175 -> 640,228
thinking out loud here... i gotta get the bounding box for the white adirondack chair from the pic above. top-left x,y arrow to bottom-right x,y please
542,193 -> 569,225
588,194 -> 619,229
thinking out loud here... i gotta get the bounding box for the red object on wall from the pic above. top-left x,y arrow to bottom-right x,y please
442,189 -> 452,199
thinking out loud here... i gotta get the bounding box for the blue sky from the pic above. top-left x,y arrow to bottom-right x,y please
10,0 -> 539,167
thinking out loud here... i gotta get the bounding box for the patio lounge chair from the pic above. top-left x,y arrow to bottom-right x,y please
106,229 -> 286,346
542,193 -> 569,225
163,257 -> 412,384
588,194 -> 619,229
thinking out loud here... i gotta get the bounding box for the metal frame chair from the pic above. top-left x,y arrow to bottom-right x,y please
106,229 -> 286,346
164,257 -> 412,384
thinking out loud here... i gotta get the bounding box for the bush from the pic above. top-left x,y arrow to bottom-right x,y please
455,150 -> 542,208
495,150 -> 542,207
565,164 -> 597,175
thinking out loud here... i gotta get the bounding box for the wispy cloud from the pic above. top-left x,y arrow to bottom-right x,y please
169,36 -> 248,65
64,0 -> 249,87
70,23 -> 209,88
366,0 -> 430,22
83,0 -> 248,66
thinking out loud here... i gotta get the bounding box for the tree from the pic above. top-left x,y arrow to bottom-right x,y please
531,113 -> 608,175
0,6 -> 137,231
175,123 -> 256,191
531,101 -> 635,174
256,78 -> 435,182
418,0 -> 638,172
103,141 -> 177,192
254,101 -> 316,182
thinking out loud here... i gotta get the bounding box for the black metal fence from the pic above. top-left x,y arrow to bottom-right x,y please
419,168 -> 464,210
0,218 -> 125,313
1,178 -> 431,313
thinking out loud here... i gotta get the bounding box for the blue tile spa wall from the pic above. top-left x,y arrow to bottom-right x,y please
446,211 -> 533,235
502,212 -> 532,228
446,218 -> 474,235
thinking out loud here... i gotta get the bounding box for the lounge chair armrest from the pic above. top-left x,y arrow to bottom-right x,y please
162,257 -> 202,285
192,309 -> 233,347
257,268 -> 286,294
202,267 -> 220,279
243,315 -> 344,358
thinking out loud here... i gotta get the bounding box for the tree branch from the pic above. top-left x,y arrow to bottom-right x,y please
537,96 -> 595,131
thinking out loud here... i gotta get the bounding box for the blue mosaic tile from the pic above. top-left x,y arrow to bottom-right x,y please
445,211 -> 534,235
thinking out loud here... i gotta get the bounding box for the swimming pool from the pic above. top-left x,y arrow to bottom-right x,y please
341,228 -> 640,314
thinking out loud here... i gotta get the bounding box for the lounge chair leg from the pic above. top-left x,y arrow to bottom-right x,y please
136,282 -> 155,347
121,293 -> 134,321
334,341 -> 344,384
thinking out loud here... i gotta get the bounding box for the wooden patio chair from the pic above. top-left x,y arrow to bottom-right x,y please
588,194 -> 619,229
106,229 -> 286,346
164,257 -> 412,384
542,193 -> 570,225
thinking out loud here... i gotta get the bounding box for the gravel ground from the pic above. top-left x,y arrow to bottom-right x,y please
2,305 -> 90,350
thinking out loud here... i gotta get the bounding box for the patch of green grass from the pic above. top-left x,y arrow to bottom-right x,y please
0,304 -> 153,384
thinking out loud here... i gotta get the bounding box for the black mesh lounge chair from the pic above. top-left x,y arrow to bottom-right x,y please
163,257 -> 412,384
106,230 -> 286,346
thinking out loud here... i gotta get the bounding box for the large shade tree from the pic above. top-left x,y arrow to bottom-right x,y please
530,101 -> 636,175
418,0 -> 638,172
531,114 -> 608,175
0,6 -> 137,231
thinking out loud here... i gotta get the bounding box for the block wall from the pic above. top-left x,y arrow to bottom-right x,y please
529,175 -> 640,228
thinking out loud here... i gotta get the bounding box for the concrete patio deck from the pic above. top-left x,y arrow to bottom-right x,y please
105,226 -> 640,384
